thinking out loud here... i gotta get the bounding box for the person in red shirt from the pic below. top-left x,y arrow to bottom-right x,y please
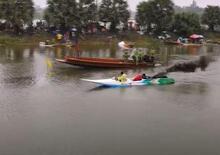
132,74 -> 142,81
133,73 -> 152,81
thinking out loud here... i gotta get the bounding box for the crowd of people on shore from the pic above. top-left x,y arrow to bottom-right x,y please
44,27 -> 80,47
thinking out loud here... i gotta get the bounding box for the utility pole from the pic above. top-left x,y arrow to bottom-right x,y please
96,0 -> 99,23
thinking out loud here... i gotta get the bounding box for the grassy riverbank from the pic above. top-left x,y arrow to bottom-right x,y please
0,32 -> 159,48
1,31 -> 220,47
80,33 -> 159,49
204,32 -> 220,43
0,32 -> 51,46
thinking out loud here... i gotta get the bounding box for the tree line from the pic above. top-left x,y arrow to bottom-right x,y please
0,0 -> 129,34
0,0 -> 34,34
136,0 -> 220,36
0,0 -> 220,36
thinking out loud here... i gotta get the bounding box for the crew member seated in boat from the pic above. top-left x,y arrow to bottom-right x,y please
117,72 -> 127,82
133,74 -> 142,81
142,74 -> 147,79
133,73 -> 152,81
143,73 -> 153,79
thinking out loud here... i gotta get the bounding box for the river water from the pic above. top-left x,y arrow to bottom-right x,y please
0,44 -> 220,155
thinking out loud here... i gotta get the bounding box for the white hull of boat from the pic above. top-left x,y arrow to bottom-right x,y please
81,78 -> 146,87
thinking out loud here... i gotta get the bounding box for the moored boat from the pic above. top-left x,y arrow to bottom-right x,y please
39,42 -> 55,47
181,43 -> 203,47
164,41 -> 203,47
56,56 -> 155,68
39,42 -> 75,48
164,40 -> 183,45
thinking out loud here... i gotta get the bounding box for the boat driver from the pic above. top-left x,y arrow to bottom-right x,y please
117,72 -> 127,82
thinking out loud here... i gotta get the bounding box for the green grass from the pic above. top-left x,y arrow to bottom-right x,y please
0,35 -> 23,45
0,32 -> 51,46
80,33 -> 160,49
0,31 -> 160,49
204,31 -> 220,41
1,31 -> 220,46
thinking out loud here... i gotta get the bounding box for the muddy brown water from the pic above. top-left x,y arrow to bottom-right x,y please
0,44 -> 220,155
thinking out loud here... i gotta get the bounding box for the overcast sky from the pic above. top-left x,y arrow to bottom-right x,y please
34,0 -> 220,11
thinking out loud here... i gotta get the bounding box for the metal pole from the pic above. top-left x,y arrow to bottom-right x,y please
96,0 -> 98,23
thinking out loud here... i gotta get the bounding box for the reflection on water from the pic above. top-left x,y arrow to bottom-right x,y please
1,44 -> 220,155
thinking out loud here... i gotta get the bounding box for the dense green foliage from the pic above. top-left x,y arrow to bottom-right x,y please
0,0 -> 34,34
202,6 -> 220,31
78,0 -> 97,26
136,0 -> 220,36
99,0 -> 130,32
136,0 -> 174,33
45,0 -> 97,30
0,0 -> 220,37
172,12 -> 201,36
46,0 -> 78,28
136,1 -> 152,30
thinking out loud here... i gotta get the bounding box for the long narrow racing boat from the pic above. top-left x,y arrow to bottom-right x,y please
56,56 -> 155,68
81,77 -> 175,87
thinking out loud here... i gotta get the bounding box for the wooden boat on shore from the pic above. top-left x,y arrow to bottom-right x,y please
164,40 -> 182,45
39,42 -> 75,48
206,40 -> 220,45
56,57 -> 155,68
164,41 -> 203,47
182,43 -> 203,47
